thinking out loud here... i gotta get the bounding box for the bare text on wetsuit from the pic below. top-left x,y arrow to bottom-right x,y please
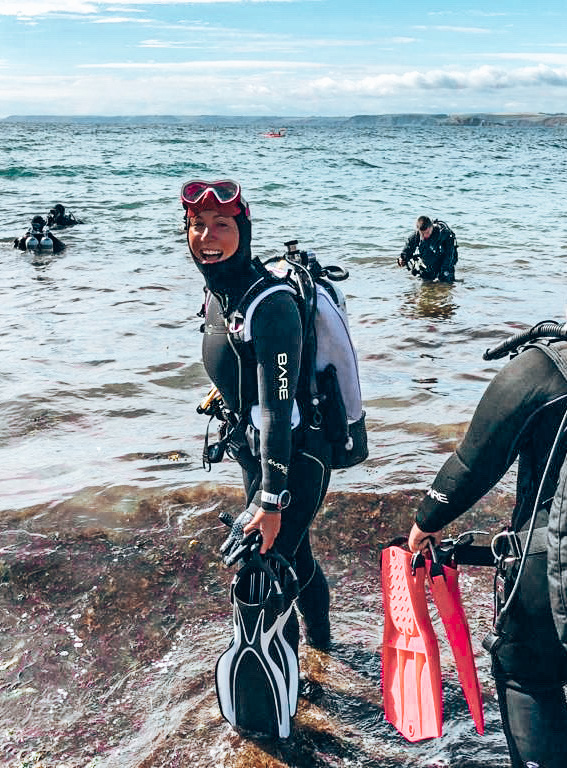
277,353 -> 289,400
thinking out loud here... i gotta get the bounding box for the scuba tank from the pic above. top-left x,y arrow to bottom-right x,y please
40,227 -> 53,251
25,230 -> 40,250
25,215 -> 47,251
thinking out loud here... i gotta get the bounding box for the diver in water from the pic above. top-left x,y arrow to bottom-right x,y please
13,215 -> 66,254
183,179 -> 333,652
398,216 -> 458,282
407,327 -> 567,768
47,204 -> 81,228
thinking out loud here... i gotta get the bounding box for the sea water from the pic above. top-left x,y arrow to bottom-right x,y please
0,117 -> 565,767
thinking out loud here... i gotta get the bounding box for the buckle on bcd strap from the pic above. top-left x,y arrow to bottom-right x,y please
490,528 -> 522,566
228,311 -> 245,334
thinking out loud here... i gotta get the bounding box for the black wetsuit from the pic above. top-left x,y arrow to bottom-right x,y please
202,283 -> 332,647
400,220 -> 458,282
47,205 -> 81,228
416,345 -> 567,768
47,213 -> 79,228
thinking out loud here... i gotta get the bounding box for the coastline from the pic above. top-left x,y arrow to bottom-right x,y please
2,112 -> 567,127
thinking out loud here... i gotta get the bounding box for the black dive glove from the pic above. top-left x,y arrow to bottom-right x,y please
219,507 -> 261,566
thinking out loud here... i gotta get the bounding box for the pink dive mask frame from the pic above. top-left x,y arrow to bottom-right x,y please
181,179 -> 242,218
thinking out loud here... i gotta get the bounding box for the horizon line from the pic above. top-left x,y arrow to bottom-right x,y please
3,111 -> 567,120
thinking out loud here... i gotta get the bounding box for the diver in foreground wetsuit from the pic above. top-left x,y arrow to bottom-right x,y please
182,179 -> 332,652
408,339 -> 567,768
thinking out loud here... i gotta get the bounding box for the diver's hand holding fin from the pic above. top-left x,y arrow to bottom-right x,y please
223,531 -> 262,567
244,507 -> 281,554
408,522 -> 442,553
219,507 -> 262,566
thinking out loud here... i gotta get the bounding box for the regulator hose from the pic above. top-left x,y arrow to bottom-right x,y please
483,321 -> 567,361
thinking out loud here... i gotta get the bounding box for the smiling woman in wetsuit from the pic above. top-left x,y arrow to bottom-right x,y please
182,179 -> 333,652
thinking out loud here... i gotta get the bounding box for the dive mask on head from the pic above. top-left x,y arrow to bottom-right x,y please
183,179 -> 254,316
181,179 -> 244,218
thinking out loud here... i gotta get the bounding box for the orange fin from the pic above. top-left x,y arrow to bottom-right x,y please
427,561 -> 485,735
381,546 -> 443,741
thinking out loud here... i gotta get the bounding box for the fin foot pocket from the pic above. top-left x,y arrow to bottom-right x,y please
215,551 -> 299,738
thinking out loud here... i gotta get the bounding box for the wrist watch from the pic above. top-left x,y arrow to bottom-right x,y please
261,489 -> 291,512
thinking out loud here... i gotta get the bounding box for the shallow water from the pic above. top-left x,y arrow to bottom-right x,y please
1,118 -> 566,766
2,119 -> 567,510
1,485 -> 508,768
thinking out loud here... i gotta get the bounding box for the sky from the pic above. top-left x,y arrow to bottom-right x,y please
1,0 -> 567,117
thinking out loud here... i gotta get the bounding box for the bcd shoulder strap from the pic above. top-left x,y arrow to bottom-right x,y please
511,338 -> 567,550
433,219 -> 455,239
228,264 -> 297,345
523,339 -> 567,382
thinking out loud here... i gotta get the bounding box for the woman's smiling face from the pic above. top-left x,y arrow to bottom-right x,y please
188,210 -> 240,264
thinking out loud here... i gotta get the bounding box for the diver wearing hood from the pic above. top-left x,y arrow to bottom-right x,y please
13,215 -> 66,253
183,179 -> 332,654
188,187 -> 257,318
47,204 -> 81,228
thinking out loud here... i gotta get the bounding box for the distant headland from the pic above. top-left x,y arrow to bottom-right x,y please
2,113 -> 567,127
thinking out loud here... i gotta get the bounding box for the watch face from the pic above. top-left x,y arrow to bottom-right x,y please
279,490 -> 291,509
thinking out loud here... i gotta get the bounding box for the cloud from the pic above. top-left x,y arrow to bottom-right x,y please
1,63 -> 567,117
139,39 -> 190,48
0,0 -> 99,16
0,0 -> 298,16
92,15 -> 153,23
298,65 -> 567,98
69,60 -> 567,93
79,59 -> 319,71
413,25 -> 492,34
137,33 -> 390,54
109,0 -> 300,3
